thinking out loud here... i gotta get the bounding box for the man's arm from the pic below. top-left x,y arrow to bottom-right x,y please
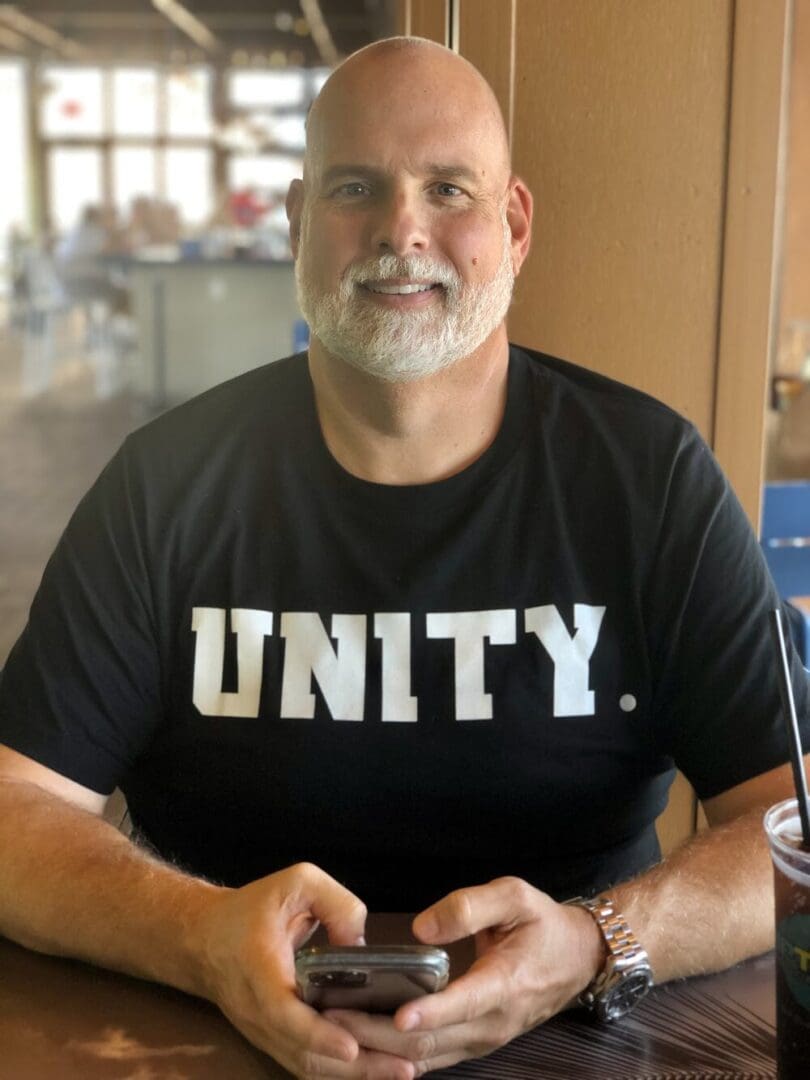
0,744 -> 221,987
326,760 -> 798,1076
612,757 -> 792,982
0,745 -> 414,1080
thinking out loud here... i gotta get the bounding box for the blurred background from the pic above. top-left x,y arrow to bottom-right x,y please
0,0 -> 396,660
0,0 -> 808,670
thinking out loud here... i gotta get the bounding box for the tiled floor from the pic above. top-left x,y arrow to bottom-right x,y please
0,303 -> 152,665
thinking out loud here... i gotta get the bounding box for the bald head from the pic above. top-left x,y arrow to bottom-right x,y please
304,37 -> 511,184
287,35 -> 533,382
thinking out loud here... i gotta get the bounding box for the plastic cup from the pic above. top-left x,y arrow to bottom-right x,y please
765,798 -> 810,1078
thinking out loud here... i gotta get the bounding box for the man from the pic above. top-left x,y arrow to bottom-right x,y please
0,37 -> 808,1080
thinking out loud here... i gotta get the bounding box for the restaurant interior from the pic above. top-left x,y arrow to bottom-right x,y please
0,4 -> 809,1076
0,0 -> 395,665
0,0 -> 809,847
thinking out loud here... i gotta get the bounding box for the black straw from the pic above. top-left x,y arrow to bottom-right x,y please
770,607 -> 810,846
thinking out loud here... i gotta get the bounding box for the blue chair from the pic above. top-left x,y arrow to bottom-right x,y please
762,482 -> 810,664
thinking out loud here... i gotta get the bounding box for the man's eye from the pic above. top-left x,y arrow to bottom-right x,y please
336,182 -> 370,197
435,183 -> 463,197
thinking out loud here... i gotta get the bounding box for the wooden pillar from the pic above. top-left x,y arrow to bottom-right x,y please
778,0 -> 810,378
397,0 -> 449,44
211,64 -> 229,213
714,0 -> 791,530
24,62 -> 47,236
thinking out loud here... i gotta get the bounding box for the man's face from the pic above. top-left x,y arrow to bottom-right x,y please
289,54 -> 527,381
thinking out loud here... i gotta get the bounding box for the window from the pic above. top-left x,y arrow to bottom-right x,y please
113,147 -> 158,212
311,68 -> 331,95
229,154 -> 303,196
40,62 -> 320,235
40,67 -> 104,138
230,70 -> 305,108
48,147 -> 103,232
166,148 -> 214,225
265,113 -> 306,151
168,67 -> 212,137
0,62 -> 29,275
113,68 -> 158,137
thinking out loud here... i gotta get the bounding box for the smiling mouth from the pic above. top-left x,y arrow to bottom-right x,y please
360,282 -> 441,295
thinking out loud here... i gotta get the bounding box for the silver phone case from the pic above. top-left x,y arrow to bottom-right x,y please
295,944 -> 450,1012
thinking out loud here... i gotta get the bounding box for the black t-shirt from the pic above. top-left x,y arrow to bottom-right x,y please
1,346 -> 807,910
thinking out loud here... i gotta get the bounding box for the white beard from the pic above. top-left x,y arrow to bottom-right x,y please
295,215 -> 515,382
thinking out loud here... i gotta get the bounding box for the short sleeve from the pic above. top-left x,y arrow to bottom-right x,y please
646,429 -> 810,799
0,440 -> 163,793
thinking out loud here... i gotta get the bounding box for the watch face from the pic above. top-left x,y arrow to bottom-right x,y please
602,970 -> 653,1022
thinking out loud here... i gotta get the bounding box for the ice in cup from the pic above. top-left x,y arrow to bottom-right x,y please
765,798 -> 810,1078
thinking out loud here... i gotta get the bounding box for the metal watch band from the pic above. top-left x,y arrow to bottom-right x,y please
578,895 -> 648,967
565,894 -> 653,1020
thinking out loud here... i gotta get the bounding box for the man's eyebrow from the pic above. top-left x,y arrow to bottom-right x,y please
319,163 -> 482,185
424,164 -> 481,184
320,164 -> 381,185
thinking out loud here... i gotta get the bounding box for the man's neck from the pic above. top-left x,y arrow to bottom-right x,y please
307,329 -> 511,486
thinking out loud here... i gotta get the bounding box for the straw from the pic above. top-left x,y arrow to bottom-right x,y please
770,607 -> 810,846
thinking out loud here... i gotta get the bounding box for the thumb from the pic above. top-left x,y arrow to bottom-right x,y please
414,878 -> 541,944
412,893 -> 470,945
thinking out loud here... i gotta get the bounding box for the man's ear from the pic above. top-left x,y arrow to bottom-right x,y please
286,179 -> 304,258
505,177 -> 533,275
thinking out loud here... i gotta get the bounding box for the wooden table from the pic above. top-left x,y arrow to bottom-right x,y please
0,918 -> 776,1080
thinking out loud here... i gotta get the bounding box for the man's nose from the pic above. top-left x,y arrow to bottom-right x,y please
369,191 -> 429,256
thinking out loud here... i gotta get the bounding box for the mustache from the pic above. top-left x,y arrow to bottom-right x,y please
342,254 -> 461,291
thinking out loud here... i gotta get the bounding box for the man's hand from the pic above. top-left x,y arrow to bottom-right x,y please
325,877 -> 605,1075
194,862 -> 415,1079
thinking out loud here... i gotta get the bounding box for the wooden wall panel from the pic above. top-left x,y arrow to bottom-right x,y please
458,0 -> 515,142
714,1 -> 790,530
505,0 -> 733,441
778,0 -> 810,375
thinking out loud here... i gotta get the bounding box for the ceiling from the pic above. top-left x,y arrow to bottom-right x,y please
0,1 -> 397,66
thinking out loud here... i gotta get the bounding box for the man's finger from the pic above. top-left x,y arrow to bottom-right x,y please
285,1012 -> 414,1080
289,1044 -> 414,1080
413,1049 -> 471,1077
294,1047 -> 415,1080
262,989 -> 361,1065
395,957 -> 512,1033
413,876 -> 543,944
284,862 -> 368,945
330,1006 -> 507,1066
353,1050 -> 416,1080
325,1009 -> 412,1056
323,1011 -> 423,1074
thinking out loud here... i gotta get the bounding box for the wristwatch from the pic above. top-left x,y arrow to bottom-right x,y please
565,895 -> 653,1022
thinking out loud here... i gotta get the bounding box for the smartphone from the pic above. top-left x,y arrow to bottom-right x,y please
295,944 -> 450,1012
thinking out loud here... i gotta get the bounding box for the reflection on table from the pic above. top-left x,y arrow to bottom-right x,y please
0,914 -> 777,1080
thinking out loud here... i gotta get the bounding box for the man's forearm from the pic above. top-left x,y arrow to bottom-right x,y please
613,807 -> 774,983
0,779 -> 225,998
0,779 -> 381,1075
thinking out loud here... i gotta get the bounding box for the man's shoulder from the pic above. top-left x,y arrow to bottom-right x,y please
511,342 -> 699,457
512,343 -> 687,425
126,352 -> 308,454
